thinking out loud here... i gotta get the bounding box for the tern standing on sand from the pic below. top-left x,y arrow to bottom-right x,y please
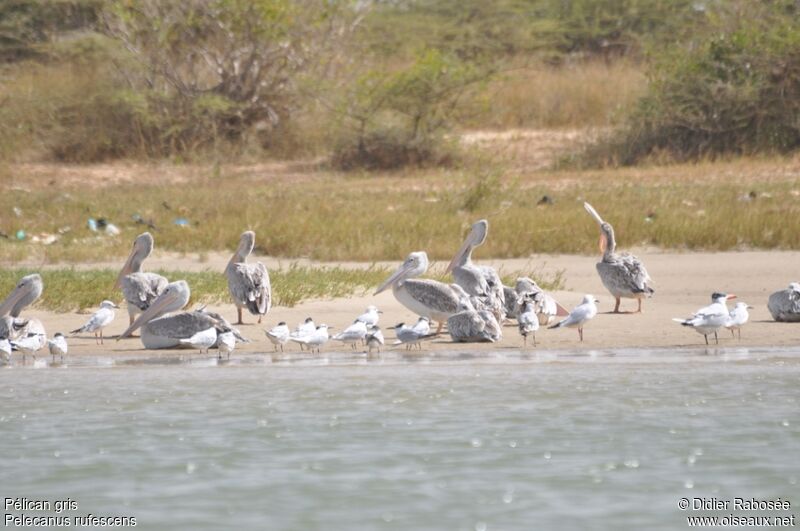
47,332 -> 68,362
116,232 -> 168,326
584,203 -> 654,313
726,301 -> 752,339
265,322 -> 290,352
375,251 -> 459,336
290,324 -> 331,354
548,295 -> 599,342
180,327 -> 218,354
673,292 -> 736,345
71,300 -> 118,345
226,231 -> 271,325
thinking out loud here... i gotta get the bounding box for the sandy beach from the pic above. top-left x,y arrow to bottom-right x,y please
18,249 -> 799,359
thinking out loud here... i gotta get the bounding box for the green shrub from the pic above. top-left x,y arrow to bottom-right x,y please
593,3 -> 800,165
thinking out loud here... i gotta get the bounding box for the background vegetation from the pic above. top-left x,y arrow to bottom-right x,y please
4,0 -> 797,167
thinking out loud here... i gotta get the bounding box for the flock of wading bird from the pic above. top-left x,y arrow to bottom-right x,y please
1,202 -> 800,364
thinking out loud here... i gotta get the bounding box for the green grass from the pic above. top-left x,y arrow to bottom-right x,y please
1,157 -> 800,265
0,266 -> 391,312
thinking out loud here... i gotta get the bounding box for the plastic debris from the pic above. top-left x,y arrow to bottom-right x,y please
104,223 -> 120,236
15,230 -> 25,241
30,233 -> 59,245
173,218 -> 189,227
87,218 -> 98,232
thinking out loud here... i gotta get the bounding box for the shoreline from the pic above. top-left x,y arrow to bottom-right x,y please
3,250 -> 799,361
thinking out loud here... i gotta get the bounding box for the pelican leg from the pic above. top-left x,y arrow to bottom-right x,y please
129,315 -> 135,326
258,315 -> 263,324
613,297 -> 621,313
280,344 -> 284,353
237,307 -> 244,325
714,332 -> 719,345
730,328 -> 735,338
704,334 -> 709,345
636,298 -> 643,313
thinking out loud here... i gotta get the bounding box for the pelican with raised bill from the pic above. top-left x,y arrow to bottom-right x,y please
584,202 -> 654,313
0,273 -> 43,318
71,300 -> 118,345
767,282 -> 800,322
548,294 -> 599,342
115,232 -> 168,326
673,292 -> 735,345
375,251 -> 459,336
118,280 -> 245,349
226,231 -> 271,325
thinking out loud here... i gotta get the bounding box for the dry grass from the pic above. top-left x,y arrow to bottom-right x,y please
2,154 -> 800,265
459,60 -> 647,130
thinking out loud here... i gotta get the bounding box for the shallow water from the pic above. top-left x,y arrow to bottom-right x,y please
2,347 -> 799,530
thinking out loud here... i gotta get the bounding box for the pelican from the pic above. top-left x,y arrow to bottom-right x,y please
118,280 -> 244,349
366,326 -> 384,355
584,203 -> 654,313
289,324 -> 331,354
47,333 -> 68,362
517,294 -> 540,347
265,322 -> 290,352
217,331 -> 236,360
726,302 -> 752,339
767,283 -> 800,322
179,327 -> 218,354
356,306 -> 382,327
334,320 -> 368,350
548,294 -> 599,342
0,273 -> 43,318
115,232 -> 168,326
503,285 -> 520,320
447,284 -> 497,343
515,277 -> 569,326
673,292 -> 735,345
226,231 -> 271,324
71,300 -> 118,344
389,323 -> 429,350
446,220 -> 505,321
375,251 -> 459,335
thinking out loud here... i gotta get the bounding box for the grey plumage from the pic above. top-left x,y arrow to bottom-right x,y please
447,285 -> 496,343
116,233 -> 168,324
767,283 -> 800,322
584,202 -> 653,313
0,274 -> 43,318
401,279 -> 459,316
226,231 -> 271,324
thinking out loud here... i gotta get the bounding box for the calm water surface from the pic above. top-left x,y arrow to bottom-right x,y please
1,347 -> 799,530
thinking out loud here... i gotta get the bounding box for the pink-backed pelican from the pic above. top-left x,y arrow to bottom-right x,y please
226,231 -> 271,325
584,203 -> 654,313
116,232 -> 169,326
118,280 -> 244,349
375,251 -> 459,335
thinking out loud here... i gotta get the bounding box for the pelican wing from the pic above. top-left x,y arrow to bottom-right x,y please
402,279 -> 459,315
447,311 -> 493,343
121,272 -> 168,310
228,262 -> 271,316
144,312 -> 220,340
768,289 -> 800,322
597,253 -> 654,295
